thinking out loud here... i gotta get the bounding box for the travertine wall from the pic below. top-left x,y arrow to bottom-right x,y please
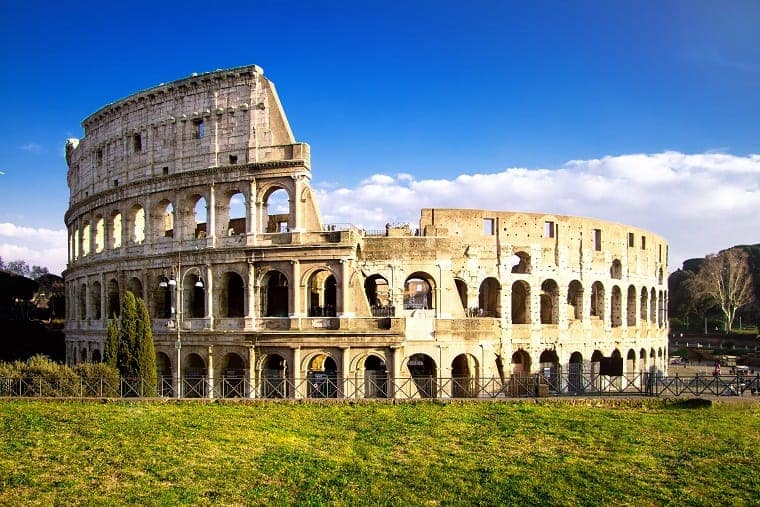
64,65 -> 669,398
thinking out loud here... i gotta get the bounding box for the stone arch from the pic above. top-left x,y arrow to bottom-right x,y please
261,353 -> 288,398
191,195 -> 208,239
540,279 -> 559,324
627,285 -> 637,326
109,210 -> 122,249
80,347 -> 88,362
451,353 -> 479,398
568,351 -> 584,393
81,220 -> 91,256
221,271 -> 245,318
183,353 -> 207,398
94,215 -> 105,253
478,277 -> 501,317
261,270 -> 289,317
263,186 -> 291,233
362,354 -> 388,398
511,251 -> 531,274
650,288 -> 657,323
511,349 -> 531,374
539,349 -> 560,391
567,280 -> 583,321
220,352 -> 246,398
403,272 -> 435,310
182,271 -> 205,319
365,274 -> 392,315
107,278 -> 120,317
305,353 -> 338,398
590,349 -> 604,377
610,259 -> 622,279
307,268 -> 337,317
91,349 -> 102,363
454,278 -> 468,313
610,285 -> 622,327
626,349 -> 636,379
590,281 -> 605,321
511,280 -> 531,324
89,281 -> 102,320
223,190 -> 247,236
77,283 -> 87,320
639,348 -> 647,372
127,277 -> 143,300
154,276 -> 172,319
128,203 -> 145,244
152,199 -> 174,239
406,353 -> 437,398
640,287 -> 649,321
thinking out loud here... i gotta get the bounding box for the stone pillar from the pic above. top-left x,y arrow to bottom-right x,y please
246,261 -> 256,319
390,346 -> 402,399
247,180 -> 256,235
205,264 -> 214,327
291,260 -> 302,317
341,347 -> 351,399
247,345 -> 256,398
208,185 -> 216,247
558,283 -> 569,330
100,272 -> 106,322
438,345 -> 450,398
207,345 -> 214,399
603,288 -> 612,330
338,261 -> 351,317
292,346 -> 302,399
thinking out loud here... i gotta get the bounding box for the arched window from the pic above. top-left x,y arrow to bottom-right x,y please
567,280 -> 583,321
540,279 -> 559,324
90,281 -> 102,320
610,286 -> 622,327
226,192 -> 247,236
478,277 -> 500,317
222,272 -> 245,317
193,196 -> 207,239
264,188 -> 290,233
182,272 -> 205,318
407,353 -> 437,398
78,284 -> 87,320
454,278 -> 468,313
640,287 -> 649,321
94,216 -> 105,253
590,282 -> 605,320
365,274 -> 392,316
261,271 -> 289,317
153,200 -> 174,239
81,221 -> 91,256
110,211 -> 122,249
127,277 -> 143,300
403,273 -> 434,310
610,259 -> 622,279
511,251 -> 531,274
511,281 -> 531,324
627,286 -> 637,326
107,279 -> 120,317
129,204 -> 145,244
308,270 -> 336,317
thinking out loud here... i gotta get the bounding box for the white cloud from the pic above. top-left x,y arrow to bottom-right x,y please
19,142 -> 43,153
314,151 -> 760,270
0,223 -> 67,275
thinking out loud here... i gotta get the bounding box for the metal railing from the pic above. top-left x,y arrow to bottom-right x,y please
2,372 -> 759,399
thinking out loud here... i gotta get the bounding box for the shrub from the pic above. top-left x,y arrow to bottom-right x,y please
73,363 -> 120,397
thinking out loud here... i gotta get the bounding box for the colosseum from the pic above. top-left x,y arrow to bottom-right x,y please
64,64 -> 669,398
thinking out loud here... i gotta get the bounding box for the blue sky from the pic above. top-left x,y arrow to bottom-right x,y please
0,1 -> 758,274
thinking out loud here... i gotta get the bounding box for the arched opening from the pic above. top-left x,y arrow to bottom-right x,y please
658,290 -> 665,327
590,282 -> 605,321
511,280 -> 531,324
639,348 -> 647,372
511,349 -> 532,374
129,204 -> 145,244
454,278 -> 468,313
308,270 -> 337,317
183,353 -> 207,398
627,285 -> 637,326
264,188 -> 290,233
89,281 -> 101,320
94,215 -> 105,253
511,251 -> 531,274
78,284 -> 87,320
365,274 -> 393,316
567,280 -> 583,321
610,259 -> 622,279
451,354 -> 478,398
154,277 -> 171,319
610,286 -> 622,327
540,279 -> 559,324
110,211 -> 122,249
80,348 -> 88,362
363,355 -> 388,398
478,277 -> 500,317
568,352 -> 584,393
226,192 -> 247,236
407,353 -> 437,398
261,271 -> 289,317
626,349 -> 636,381
658,267 -> 664,285
153,200 -> 174,239
107,279 -> 120,317
640,287 -> 649,321
91,350 -> 102,363
221,353 -> 246,398
650,288 -> 657,323
222,272 -> 245,318
127,277 -> 143,300
403,273 -> 434,310
192,196 -> 207,239
307,354 -> 338,398
183,272 -> 205,319
81,221 -> 91,256
590,349 -> 604,379
261,354 -> 288,398
156,352 -> 172,395
539,349 -> 560,392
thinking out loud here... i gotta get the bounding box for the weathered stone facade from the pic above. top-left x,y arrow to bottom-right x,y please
64,65 -> 669,398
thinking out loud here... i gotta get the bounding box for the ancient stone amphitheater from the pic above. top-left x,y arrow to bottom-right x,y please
64,65 -> 669,398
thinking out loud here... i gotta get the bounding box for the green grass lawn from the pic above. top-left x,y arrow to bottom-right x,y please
1,399 -> 758,506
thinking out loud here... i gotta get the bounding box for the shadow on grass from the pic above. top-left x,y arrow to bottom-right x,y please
666,398 -> 713,409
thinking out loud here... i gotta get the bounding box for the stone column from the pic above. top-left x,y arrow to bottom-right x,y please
341,347 -> 351,399
291,260 -> 301,317
390,346 -> 402,399
208,185 -> 216,247
100,273 -> 106,323
246,261 -> 256,320
205,265 -> 214,329
247,345 -> 256,398
292,346 -> 302,399
558,283 -> 569,330
207,345 -> 214,399
247,180 -> 256,235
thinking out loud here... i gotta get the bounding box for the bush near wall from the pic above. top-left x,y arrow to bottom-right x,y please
0,355 -> 120,397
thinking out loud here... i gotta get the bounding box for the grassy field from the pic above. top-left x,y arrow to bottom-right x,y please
1,399 -> 758,506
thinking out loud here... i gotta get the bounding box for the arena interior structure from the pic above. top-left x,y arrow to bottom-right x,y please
64,65 -> 669,398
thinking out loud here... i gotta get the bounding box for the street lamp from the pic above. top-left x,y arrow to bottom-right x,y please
158,256 -> 204,398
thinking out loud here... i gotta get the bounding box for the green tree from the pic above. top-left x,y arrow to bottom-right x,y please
135,295 -> 157,396
117,291 -> 139,377
104,316 -> 119,368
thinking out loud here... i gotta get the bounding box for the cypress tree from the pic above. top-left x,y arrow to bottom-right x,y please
104,316 -> 119,368
117,291 -> 139,378
135,295 -> 158,396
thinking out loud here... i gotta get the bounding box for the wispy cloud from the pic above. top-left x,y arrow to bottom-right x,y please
19,142 -> 44,153
0,223 -> 67,275
315,151 -> 760,270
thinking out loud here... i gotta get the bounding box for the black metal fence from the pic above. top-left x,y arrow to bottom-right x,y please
2,372 -> 759,399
